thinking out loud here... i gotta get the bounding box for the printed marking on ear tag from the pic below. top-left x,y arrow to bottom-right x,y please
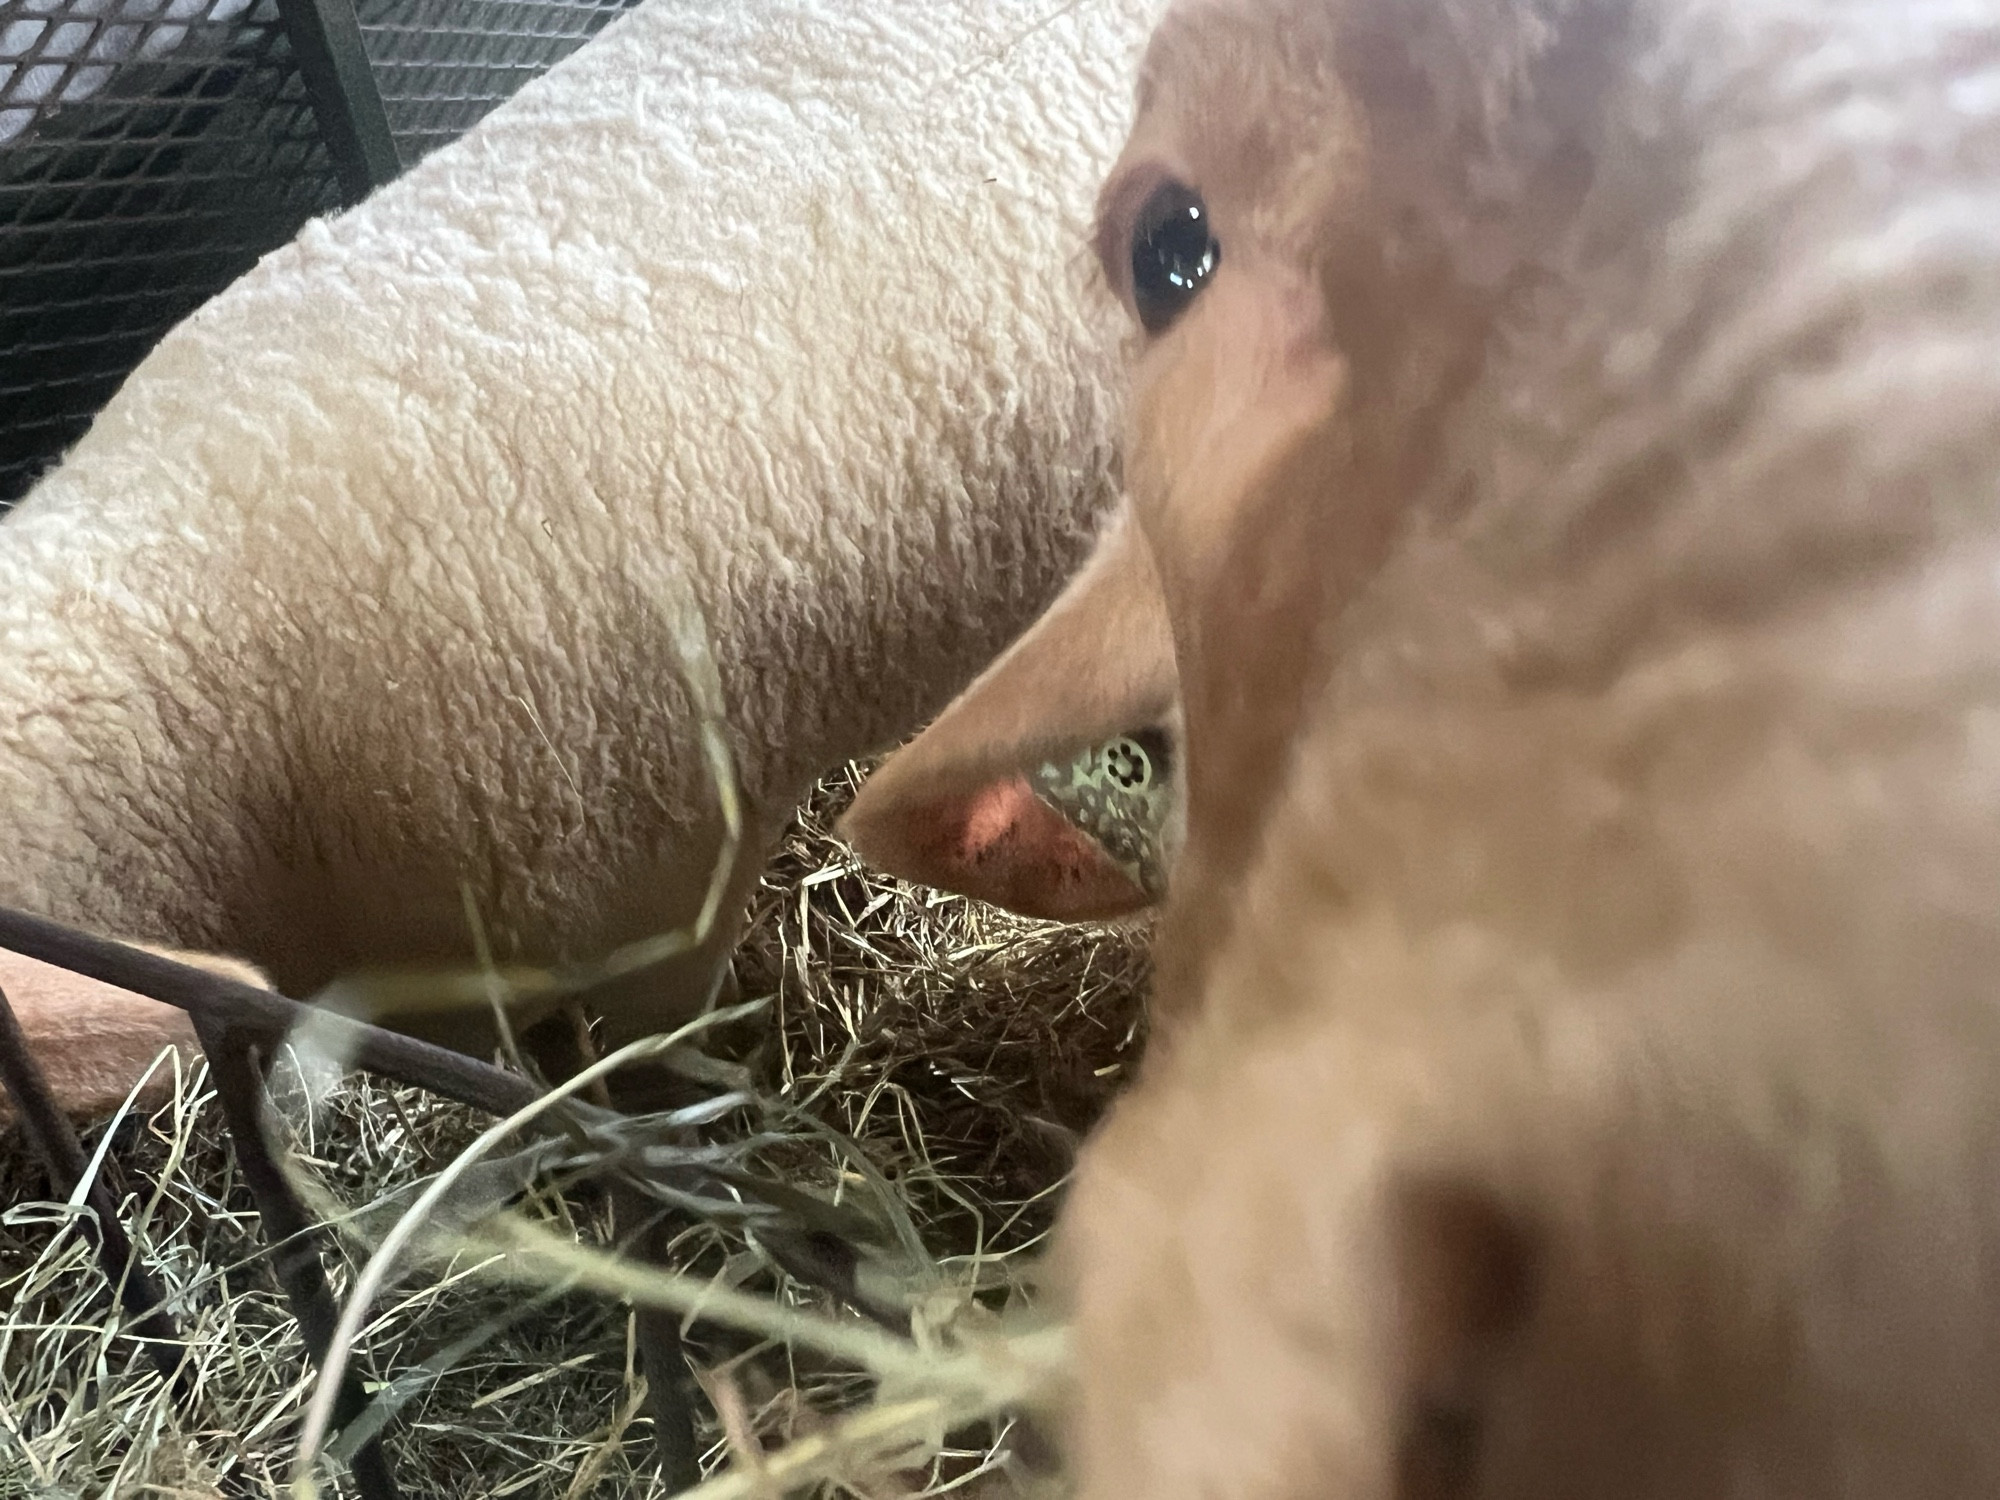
1031,727 -> 1174,899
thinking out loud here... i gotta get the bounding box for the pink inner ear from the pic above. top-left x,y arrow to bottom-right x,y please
925,774 -> 1150,922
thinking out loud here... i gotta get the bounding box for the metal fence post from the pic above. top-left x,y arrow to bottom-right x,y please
195,1015 -> 405,1500
277,0 -> 402,203
0,978 -> 189,1396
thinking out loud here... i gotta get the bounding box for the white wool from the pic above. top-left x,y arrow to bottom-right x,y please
0,0 -> 1162,1026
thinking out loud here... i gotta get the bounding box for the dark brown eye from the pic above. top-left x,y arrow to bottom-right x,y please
1130,180 -> 1219,333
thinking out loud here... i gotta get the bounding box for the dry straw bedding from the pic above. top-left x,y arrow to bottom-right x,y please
0,768 -> 1150,1499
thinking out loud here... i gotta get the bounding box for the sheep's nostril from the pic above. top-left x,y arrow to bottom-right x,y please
1130,180 -> 1219,333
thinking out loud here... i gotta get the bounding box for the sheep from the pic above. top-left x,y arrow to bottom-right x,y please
852,0 -> 2000,1489
0,0 -> 1172,1095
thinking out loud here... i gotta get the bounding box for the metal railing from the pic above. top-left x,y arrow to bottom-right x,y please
0,902 -> 895,1498
0,0 -> 637,506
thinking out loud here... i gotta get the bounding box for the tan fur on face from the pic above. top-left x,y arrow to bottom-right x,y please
1088,0 -> 1605,1000
1058,0 -> 2000,1493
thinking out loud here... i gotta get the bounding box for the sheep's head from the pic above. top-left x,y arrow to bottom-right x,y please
857,0 -> 2000,1491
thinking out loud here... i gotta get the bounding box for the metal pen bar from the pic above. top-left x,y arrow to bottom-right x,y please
0,976 -> 189,1395
0,905 -> 905,1490
0,906 -> 538,1119
276,0 -> 402,203
195,1017 -> 405,1500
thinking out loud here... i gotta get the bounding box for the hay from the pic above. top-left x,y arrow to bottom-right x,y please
0,768 -> 1149,1499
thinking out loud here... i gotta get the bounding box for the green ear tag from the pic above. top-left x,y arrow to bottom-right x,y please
1030,726 -> 1173,900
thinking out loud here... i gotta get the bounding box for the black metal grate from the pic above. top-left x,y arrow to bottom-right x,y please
355,0 -> 630,166
0,0 -> 640,508
0,0 -> 339,504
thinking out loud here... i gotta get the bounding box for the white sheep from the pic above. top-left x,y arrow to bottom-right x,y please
0,0 -> 1169,1094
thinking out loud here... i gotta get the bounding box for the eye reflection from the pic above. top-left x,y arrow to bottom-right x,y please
1130,180 -> 1219,333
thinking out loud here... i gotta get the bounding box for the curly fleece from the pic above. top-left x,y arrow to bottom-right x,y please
0,0 -> 1161,1028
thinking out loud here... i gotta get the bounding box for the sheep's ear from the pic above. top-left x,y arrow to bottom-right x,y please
841,508 -> 1176,921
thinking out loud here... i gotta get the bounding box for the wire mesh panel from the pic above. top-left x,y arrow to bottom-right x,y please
0,0 -> 642,508
355,0 -> 632,166
0,0 -> 341,504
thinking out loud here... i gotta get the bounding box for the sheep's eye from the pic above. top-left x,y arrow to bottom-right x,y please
1130,181 -> 1219,333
